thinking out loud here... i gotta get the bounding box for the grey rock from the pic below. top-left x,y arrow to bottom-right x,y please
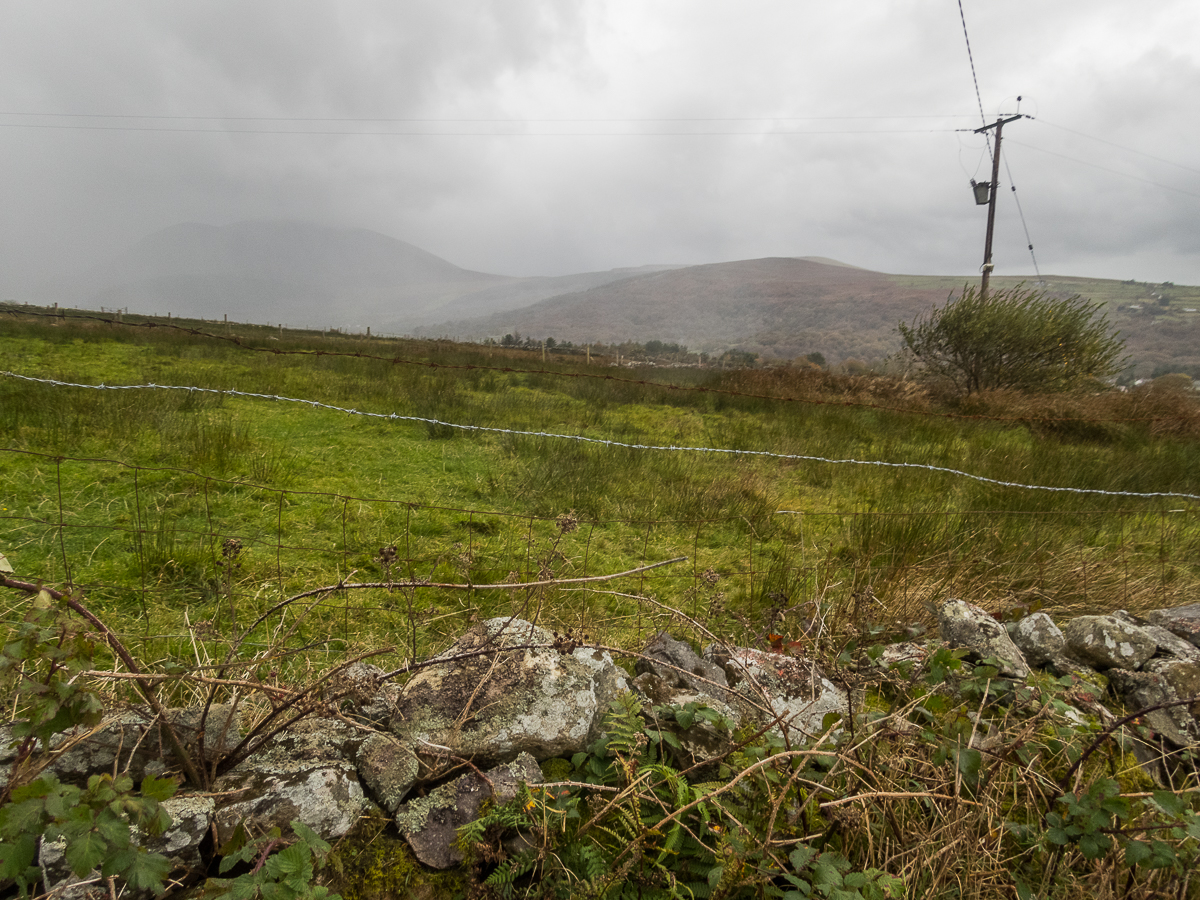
1107,669 -> 1195,748
1045,653 -> 1101,685
390,617 -> 629,765
936,599 -> 1030,678
1011,613 -> 1065,668
37,704 -> 241,787
146,795 -> 216,875
636,632 -> 729,698
38,836 -> 101,900
705,645 -> 848,742
329,661 -> 400,726
1142,624 -> 1200,663
1137,624 -> 1200,667
213,759 -> 367,844
632,672 -> 739,766
1145,603 -> 1200,649
357,733 -> 420,813
211,714 -> 370,843
1063,616 -> 1157,670
250,715 -> 367,764
37,795 -> 214,900
1110,609 -> 1144,627
1142,657 -> 1200,720
876,641 -> 931,671
396,752 -> 541,869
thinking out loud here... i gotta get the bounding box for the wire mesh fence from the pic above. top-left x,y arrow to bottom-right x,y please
3,445 -> 1198,677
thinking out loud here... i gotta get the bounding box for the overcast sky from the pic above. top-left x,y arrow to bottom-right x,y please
2,0 -> 1198,291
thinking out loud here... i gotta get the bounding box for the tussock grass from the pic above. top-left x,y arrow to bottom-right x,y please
0,309 -> 1198,672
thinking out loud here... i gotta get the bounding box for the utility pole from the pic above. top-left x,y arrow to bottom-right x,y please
973,114 -> 1023,300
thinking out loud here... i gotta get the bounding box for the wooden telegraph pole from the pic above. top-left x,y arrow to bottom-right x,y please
973,114 -> 1023,300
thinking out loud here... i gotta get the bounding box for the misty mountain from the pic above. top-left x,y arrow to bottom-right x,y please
62,221 -> 667,331
67,221 -> 506,328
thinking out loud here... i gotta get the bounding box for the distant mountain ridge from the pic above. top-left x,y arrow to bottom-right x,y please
77,220 -> 509,327
52,219 -> 1200,375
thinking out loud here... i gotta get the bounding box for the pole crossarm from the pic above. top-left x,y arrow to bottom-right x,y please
973,113 -> 1024,134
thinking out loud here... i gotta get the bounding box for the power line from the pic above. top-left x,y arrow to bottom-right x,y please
1006,139 -> 1200,199
1032,118 -> 1200,177
0,111 -> 975,123
0,121 -> 960,137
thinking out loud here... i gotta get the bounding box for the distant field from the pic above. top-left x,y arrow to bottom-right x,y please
889,273 -> 1200,378
2,306 -> 1199,689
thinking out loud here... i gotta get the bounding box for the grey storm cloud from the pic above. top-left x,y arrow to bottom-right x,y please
0,0 -> 1197,290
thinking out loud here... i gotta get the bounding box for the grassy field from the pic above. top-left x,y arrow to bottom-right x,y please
5,305 -> 1200,900
3,305 -> 1199,686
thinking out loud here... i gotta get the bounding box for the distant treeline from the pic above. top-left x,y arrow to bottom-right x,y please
484,332 -> 846,370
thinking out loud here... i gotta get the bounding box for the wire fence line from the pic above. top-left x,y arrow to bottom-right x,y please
3,306 -> 1192,428
6,371 -> 1199,502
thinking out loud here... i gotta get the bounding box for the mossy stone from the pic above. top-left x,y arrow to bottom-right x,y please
326,810 -> 466,900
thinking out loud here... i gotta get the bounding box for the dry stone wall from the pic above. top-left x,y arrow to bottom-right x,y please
9,601 -> 1200,892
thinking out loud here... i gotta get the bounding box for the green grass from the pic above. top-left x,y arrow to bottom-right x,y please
2,308 -> 1199,682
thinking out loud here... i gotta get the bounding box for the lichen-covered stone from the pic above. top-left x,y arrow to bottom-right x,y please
875,641 -> 930,671
356,733 -> 419,813
329,661 -> 400,726
936,599 -> 1030,678
213,759 -> 367,844
1063,616 -> 1157,670
37,793 -> 215,900
1145,602 -> 1200,650
636,631 -> 729,698
1011,612 -> 1065,668
34,704 -> 241,787
38,836 -> 99,900
1107,669 -> 1196,748
390,617 -> 629,765
146,795 -> 215,874
250,715 -> 366,763
632,672 -> 739,765
1142,624 -> 1200,663
1142,657 -> 1200,720
705,645 -> 848,742
1045,653 -> 1101,686
395,752 -> 541,869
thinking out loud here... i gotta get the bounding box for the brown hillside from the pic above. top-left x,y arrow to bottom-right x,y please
421,259 -> 1200,374
422,257 -> 950,363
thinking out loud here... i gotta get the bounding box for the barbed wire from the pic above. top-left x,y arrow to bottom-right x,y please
5,371 -> 1198,502
2,306 -> 1187,428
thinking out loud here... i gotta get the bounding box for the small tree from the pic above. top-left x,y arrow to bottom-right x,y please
898,284 -> 1126,394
